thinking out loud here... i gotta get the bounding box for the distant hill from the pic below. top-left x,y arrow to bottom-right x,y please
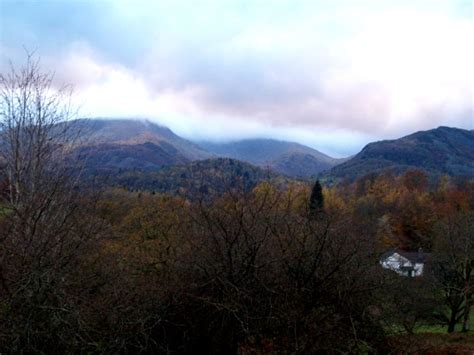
67,119 -> 474,185
199,139 -> 343,177
63,120 -> 292,196
71,118 -> 212,161
105,158 -> 279,198
66,119 -> 343,177
64,118 -> 214,171
71,141 -> 189,171
328,126 -> 474,181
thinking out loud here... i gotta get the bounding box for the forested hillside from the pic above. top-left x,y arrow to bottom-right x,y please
61,119 -> 347,178
329,126 -> 474,180
70,118 -> 212,161
106,158 -> 280,197
199,139 -> 343,176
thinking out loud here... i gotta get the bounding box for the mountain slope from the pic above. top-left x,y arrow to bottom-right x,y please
108,158 -> 278,197
72,118 -> 212,161
71,141 -> 189,171
199,139 -> 342,177
328,126 -> 474,180
69,120 -> 344,177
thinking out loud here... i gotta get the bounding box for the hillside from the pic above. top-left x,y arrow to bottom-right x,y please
328,126 -> 474,180
65,119 -> 343,177
199,139 -> 342,177
71,118 -> 212,161
104,158 -> 279,197
71,141 -> 189,170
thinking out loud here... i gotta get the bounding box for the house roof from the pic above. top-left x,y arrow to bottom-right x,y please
381,249 -> 430,263
398,251 -> 430,263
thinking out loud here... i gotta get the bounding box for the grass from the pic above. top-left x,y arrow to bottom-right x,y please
414,309 -> 474,334
414,324 -> 448,334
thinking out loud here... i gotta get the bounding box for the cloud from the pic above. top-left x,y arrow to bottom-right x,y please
128,1 -> 472,137
1,0 -> 472,156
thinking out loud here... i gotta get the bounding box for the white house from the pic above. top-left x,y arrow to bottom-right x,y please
380,250 -> 430,277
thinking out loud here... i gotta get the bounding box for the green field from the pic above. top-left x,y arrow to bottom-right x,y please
413,309 -> 474,334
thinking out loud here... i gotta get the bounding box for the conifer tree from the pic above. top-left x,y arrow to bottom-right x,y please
309,179 -> 324,215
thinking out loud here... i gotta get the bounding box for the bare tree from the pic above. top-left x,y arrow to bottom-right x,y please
0,53 -> 101,351
160,184 -> 389,353
430,211 -> 474,333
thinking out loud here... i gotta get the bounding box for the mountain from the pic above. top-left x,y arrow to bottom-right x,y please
67,119 -> 343,177
198,139 -> 343,177
328,126 -> 474,181
71,141 -> 189,171
68,119 -> 212,170
72,118 -> 212,161
65,120 -> 283,196
66,120 -> 473,184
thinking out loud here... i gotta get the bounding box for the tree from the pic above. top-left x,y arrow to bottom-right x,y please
159,186 -> 389,353
0,53 -> 101,351
402,169 -> 428,192
430,211 -> 474,333
309,179 -> 324,216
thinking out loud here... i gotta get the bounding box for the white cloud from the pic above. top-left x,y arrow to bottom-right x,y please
4,0 -> 471,155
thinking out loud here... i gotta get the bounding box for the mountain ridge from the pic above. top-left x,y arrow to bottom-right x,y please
70,118 -> 342,177
72,118 -> 212,161
65,119 -> 473,183
327,126 -> 474,181
198,138 -> 343,177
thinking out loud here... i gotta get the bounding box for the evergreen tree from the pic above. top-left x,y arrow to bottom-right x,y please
309,180 -> 324,215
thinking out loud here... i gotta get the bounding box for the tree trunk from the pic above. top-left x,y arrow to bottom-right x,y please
462,294 -> 471,333
448,308 -> 458,333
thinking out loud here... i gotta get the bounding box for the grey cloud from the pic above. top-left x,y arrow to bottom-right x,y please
1,0 -> 472,145
136,41 -> 393,134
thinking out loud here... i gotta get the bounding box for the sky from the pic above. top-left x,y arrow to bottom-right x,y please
0,0 -> 473,157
